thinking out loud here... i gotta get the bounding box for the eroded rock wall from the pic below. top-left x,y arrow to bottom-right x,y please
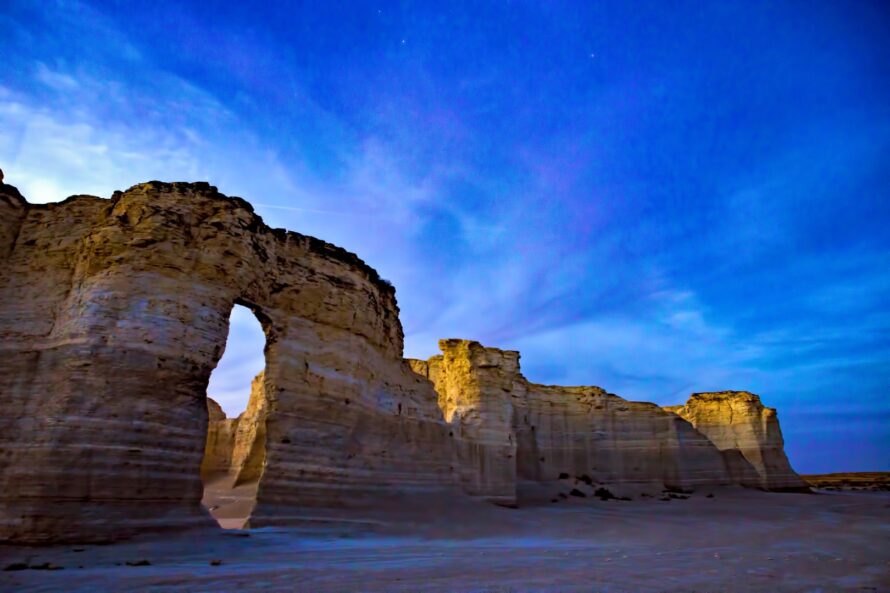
201,375 -> 268,489
0,180 -> 804,544
0,182 -> 457,543
514,384 -> 733,492
412,340 -> 519,505
664,392 -> 807,491
229,371 -> 269,486
201,398 -> 239,482
410,340 -> 804,502
410,340 -> 738,505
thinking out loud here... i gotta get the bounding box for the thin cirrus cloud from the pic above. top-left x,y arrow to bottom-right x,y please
1,0 -> 888,473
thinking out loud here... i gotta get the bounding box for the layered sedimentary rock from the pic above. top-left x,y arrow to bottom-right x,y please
217,370 -> 271,487
514,384 -> 730,492
0,180 -> 804,544
409,340 -> 737,505
0,182 -> 456,543
664,392 -> 807,491
201,398 -> 239,482
202,373 -> 269,483
410,342 -> 519,505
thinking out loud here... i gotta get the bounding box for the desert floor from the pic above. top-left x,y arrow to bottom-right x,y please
2,488 -> 888,593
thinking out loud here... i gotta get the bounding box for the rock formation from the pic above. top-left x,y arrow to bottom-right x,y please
0,181 -> 456,543
201,398 -> 239,482
663,392 -> 807,491
0,180 -> 805,544
409,340 -> 738,505
203,371 -> 272,488
228,371 -> 270,487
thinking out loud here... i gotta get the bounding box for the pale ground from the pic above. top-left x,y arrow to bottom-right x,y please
2,488 -> 888,593
201,474 -> 258,530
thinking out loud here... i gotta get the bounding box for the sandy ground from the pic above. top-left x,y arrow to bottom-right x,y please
201,475 -> 258,530
2,488 -> 888,593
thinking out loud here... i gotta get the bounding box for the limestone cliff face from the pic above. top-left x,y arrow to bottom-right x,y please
410,340 -> 736,505
515,384 -> 732,491
201,373 -> 267,488
0,182 -> 456,543
201,398 -> 239,481
0,180 -> 804,544
664,392 -> 807,491
415,340 -> 519,505
229,371 -> 269,486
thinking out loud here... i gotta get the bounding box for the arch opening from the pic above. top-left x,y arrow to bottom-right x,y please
201,303 -> 268,529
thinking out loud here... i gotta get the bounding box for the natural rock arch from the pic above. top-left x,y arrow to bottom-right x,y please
0,181 -> 804,544
0,182 -> 455,543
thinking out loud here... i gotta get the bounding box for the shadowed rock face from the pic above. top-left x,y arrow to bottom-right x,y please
410,340 -> 741,505
229,371 -> 269,487
0,182 -> 456,543
0,181 -> 805,543
201,397 -> 239,482
664,392 -> 807,491
202,371 -> 273,490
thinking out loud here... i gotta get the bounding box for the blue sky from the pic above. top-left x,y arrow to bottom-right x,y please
2,1 -> 888,473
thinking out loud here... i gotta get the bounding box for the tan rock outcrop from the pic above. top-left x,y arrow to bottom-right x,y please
201,372 -> 277,490
664,392 -> 807,491
201,398 -> 239,482
415,340 -> 519,505
0,180 -> 804,544
0,181 -> 456,543
410,340 -> 738,505
229,371 -> 269,487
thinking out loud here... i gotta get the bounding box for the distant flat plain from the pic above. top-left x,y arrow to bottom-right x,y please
2,480 -> 888,593
803,472 -> 890,491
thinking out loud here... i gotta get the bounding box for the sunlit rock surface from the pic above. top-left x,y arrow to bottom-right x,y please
0,182 -> 456,543
201,397 -> 239,482
663,391 -> 807,491
414,340 -> 520,505
0,181 -> 804,543
228,371 -> 269,487
410,340 -> 739,505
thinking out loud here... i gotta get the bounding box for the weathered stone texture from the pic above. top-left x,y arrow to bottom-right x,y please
417,340 -> 520,505
410,340 -> 738,505
0,182 -> 455,543
0,181 -> 804,543
515,384 -> 733,491
664,391 -> 807,491
201,398 -> 239,482
228,371 -> 269,487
